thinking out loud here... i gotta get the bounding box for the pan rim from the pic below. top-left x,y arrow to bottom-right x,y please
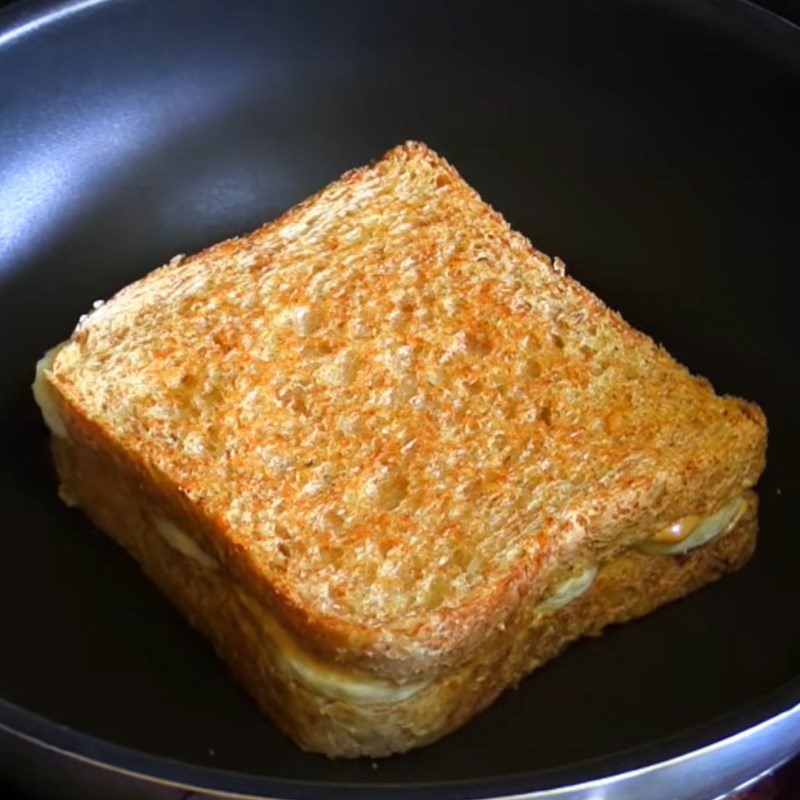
1,0 -> 799,795
3,688 -> 800,798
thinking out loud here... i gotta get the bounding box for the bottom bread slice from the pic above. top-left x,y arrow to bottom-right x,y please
51,435 -> 757,758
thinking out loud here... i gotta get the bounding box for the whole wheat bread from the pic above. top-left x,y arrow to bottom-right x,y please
35,142 -> 766,755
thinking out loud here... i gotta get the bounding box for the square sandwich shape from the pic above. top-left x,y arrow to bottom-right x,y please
34,142 -> 766,756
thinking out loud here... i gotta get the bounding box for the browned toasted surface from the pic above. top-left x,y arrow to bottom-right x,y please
51,433 -> 757,757
43,142 -> 766,675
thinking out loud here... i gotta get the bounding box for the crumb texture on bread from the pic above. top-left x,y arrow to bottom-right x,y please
45,142 -> 766,674
51,433 -> 757,757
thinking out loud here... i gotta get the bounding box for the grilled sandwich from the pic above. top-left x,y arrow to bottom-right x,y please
33,142 -> 766,757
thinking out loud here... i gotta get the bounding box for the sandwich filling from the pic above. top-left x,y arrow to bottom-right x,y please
33,345 -> 69,439
539,566 -> 598,613
639,496 -> 748,555
234,589 -> 427,705
152,516 -> 219,570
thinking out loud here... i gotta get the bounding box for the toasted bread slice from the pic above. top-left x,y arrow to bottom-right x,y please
34,142 -> 766,755
50,431 -> 757,756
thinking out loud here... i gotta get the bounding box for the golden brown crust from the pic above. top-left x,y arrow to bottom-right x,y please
51,433 -> 758,757
43,141 -> 767,678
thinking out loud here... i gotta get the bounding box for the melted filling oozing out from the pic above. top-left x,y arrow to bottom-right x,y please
32,344 -> 69,439
639,496 -> 747,555
538,566 -> 598,613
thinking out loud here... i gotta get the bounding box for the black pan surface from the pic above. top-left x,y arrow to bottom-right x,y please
1,0 -> 799,797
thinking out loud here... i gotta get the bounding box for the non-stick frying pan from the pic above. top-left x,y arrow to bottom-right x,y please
1,1 -> 799,798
